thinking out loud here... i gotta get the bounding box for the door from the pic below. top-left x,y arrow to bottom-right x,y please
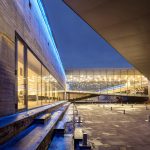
17,39 -> 27,110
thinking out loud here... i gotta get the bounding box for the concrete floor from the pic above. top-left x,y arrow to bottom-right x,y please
76,103 -> 150,150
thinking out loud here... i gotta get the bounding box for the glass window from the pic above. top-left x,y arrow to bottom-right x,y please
49,74 -> 53,102
134,70 -> 142,96
54,81 -> 59,101
42,66 -> 49,105
128,69 -> 135,96
58,84 -> 64,100
120,69 -> 127,95
100,70 -> 107,94
51,81 -> 58,101
17,40 -> 26,110
28,51 -> 42,109
16,37 -> 64,110
141,76 -> 148,96
107,69 -> 114,94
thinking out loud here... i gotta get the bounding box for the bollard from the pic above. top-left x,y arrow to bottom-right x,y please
83,133 -> 88,146
131,105 -> 133,108
122,103 -> 123,106
146,105 -> 148,110
75,110 -> 78,115
111,107 -> 112,111
147,115 -> 150,122
76,116 -> 82,123
78,116 -> 81,122
123,110 -> 125,114
79,133 -> 91,149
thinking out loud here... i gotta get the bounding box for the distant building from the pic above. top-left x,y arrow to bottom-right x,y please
66,68 -> 148,96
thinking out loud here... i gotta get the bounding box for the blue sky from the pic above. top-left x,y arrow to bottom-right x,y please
43,0 -> 132,69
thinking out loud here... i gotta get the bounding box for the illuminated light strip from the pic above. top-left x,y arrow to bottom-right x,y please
36,0 -> 66,78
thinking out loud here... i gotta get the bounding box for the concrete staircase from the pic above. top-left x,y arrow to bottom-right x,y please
0,101 -> 70,150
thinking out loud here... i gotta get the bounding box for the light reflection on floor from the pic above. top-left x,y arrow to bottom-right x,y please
76,103 -> 150,150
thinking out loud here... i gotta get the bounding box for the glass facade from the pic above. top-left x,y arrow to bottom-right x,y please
66,69 -> 148,97
17,39 -> 65,110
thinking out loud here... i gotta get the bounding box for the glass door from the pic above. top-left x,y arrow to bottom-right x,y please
17,40 -> 27,110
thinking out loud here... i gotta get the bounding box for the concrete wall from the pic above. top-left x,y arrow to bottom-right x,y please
0,0 -> 65,116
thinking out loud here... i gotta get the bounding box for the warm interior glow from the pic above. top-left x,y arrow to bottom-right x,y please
17,40 -> 64,110
66,69 -> 148,96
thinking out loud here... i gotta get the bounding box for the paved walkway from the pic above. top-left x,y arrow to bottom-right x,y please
76,104 -> 150,150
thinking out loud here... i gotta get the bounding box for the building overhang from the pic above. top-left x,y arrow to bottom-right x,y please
64,0 -> 150,80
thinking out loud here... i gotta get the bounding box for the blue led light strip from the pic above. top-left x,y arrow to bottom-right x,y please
37,0 -> 66,78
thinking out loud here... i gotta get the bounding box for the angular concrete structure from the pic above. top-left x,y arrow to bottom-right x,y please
64,0 -> 150,80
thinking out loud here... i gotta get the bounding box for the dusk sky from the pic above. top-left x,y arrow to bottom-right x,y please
43,0 -> 132,69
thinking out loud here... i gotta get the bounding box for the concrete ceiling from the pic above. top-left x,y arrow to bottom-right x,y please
64,0 -> 150,80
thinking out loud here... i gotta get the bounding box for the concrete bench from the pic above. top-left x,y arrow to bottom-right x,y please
0,103 -> 70,150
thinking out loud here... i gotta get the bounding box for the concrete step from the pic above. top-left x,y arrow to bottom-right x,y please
34,113 -> 51,124
0,103 -> 70,150
0,101 -> 66,145
55,121 -> 66,134
55,105 -> 73,134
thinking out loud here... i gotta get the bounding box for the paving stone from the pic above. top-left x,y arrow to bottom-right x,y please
76,104 -> 150,150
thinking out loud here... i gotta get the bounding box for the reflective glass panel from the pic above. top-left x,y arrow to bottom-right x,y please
28,51 -> 42,109
17,40 -> 26,110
